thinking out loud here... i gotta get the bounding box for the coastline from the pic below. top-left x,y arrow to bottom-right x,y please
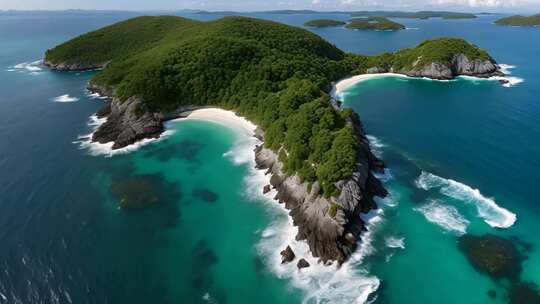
172,108 -> 257,137
332,67 -> 523,100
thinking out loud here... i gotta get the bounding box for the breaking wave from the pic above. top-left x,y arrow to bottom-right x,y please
460,64 -> 523,87
385,236 -> 405,249
415,171 -> 516,228
9,60 -> 44,75
53,94 -> 79,103
415,200 -> 470,235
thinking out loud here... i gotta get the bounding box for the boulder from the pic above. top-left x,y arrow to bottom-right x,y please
297,258 -> 310,269
280,246 -> 295,264
263,185 -> 271,194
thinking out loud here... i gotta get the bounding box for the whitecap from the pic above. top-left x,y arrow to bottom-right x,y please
366,134 -> 385,157
53,94 -> 79,103
385,236 -> 405,249
415,171 -> 516,228
415,200 -> 470,235
74,114 -> 174,157
498,64 -> 515,75
11,60 -> 43,74
85,89 -> 109,100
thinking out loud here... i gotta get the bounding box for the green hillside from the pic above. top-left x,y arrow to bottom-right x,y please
495,14 -> 540,26
346,17 -> 405,30
45,16 -> 495,196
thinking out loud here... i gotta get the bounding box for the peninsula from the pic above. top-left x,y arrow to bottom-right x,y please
45,16 -> 504,264
495,13 -> 540,26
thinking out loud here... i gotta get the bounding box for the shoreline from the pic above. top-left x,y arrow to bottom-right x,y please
331,67 -> 523,100
169,108 -> 257,137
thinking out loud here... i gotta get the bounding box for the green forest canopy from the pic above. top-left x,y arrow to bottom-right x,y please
495,14 -> 540,26
45,16 -> 493,196
346,17 -> 405,30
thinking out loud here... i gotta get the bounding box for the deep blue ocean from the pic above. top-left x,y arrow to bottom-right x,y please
0,10 -> 539,304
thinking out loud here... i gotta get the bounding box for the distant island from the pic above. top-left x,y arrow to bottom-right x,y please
44,16 -> 504,265
304,19 -> 346,27
346,17 -> 405,30
351,10 -> 477,19
304,17 -> 404,30
495,13 -> 540,26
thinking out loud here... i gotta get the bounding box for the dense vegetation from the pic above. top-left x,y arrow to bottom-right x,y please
304,19 -> 346,27
346,17 -> 405,30
350,11 -> 477,19
45,16 -> 492,196
495,14 -> 540,26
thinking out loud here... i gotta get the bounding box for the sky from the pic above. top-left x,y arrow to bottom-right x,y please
0,0 -> 539,12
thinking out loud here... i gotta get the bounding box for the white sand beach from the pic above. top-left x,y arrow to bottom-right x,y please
181,108 -> 257,136
332,73 -> 409,99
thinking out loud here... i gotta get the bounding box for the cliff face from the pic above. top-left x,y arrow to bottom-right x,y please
367,53 -> 504,80
87,84 -> 164,149
255,112 -> 387,264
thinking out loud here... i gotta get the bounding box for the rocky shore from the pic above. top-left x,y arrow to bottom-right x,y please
86,83 -> 207,149
366,53 -> 505,80
255,111 -> 387,264
43,59 -> 108,71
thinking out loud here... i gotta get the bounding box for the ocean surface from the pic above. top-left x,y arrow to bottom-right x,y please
1,10 -> 539,304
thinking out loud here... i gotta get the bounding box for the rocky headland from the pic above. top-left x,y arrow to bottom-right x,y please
255,111 -> 387,264
366,53 -> 504,80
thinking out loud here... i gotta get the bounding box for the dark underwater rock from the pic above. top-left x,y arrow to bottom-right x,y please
193,189 -> 218,203
458,234 -> 525,280
280,246 -> 295,264
297,258 -> 310,269
487,289 -> 497,298
110,173 -> 180,210
508,282 -> 540,304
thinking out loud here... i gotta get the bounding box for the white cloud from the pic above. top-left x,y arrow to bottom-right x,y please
431,0 -> 537,7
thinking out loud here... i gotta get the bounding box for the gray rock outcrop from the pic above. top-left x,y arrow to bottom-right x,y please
367,53 -> 504,80
43,59 -> 108,71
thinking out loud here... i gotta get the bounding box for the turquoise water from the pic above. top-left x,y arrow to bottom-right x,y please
1,10 -> 539,304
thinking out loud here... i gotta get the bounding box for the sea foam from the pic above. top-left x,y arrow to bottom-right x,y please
385,236 -> 405,249
53,94 -> 79,103
415,200 -> 470,235
222,127 -> 382,304
415,171 -> 516,228
10,60 -> 43,75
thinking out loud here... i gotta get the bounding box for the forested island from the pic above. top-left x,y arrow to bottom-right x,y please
346,17 -> 405,30
304,19 -> 346,27
495,14 -> 540,26
350,10 -> 477,19
45,16 -> 504,264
